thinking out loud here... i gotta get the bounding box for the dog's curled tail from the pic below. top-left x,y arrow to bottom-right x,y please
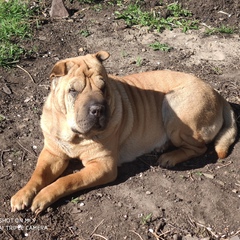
214,100 -> 237,159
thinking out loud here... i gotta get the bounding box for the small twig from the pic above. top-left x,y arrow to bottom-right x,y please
90,219 -> 105,237
216,161 -> 232,169
158,230 -> 171,238
68,226 -> 75,235
0,172 -> 12,179
154,219 -> 165,233
149,229 -> 172,240
92,233 -> 108,240
188,172 -> 195,181
232,230 -> 240,236
187,215 -> 197,228
218,10 -> 231,17
16,141 -> 36,157
201,22 -> 212,29
194,221 -> 219,238
129,230 -> 144,240
149,229 -> 161,240
21,151 -> 26,163
3,229 -> 15,240
16,65 -> 35,83
0,149 -> 11,167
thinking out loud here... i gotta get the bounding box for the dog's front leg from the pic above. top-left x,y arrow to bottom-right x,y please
11,148 -> 69,212
31,158 -> 117,215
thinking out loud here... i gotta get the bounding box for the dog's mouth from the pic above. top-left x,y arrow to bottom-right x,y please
71,114 -> 108,136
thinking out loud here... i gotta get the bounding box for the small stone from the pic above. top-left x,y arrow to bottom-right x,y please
47,207 -> 53,213
216,180 -> 225,186
50,0 -> 69,18
96,193 -> 103,197
24,97 -> 32,103
203,173 -> 215,179
79,202 -> 84,207
146,191 -> 152,195
232,189 -> 238,193
79,195 -> 85,201
117,202 -> 123,207
3,84 -> 12,95
39,36 -> 47,41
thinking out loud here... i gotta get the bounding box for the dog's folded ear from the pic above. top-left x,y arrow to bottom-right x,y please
95,51 -> 110,62
50,61 -> 75,80
50,51 -> 109,80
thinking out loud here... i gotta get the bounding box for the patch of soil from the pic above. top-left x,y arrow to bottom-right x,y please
0,0 -> 239,239
180,0 -> 240,28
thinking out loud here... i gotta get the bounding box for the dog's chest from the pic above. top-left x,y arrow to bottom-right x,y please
56,137 -> 93,159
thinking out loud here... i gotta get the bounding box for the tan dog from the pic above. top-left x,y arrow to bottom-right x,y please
11,51 -> 237,215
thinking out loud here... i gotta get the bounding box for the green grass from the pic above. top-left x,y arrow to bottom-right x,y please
136,56 -> 143,67
0,0 -> 35,67
115,2 -> 199,32
0,114 -> 6,121
71,197 -> 80,204
205,25 -> 235,35
80,29 -> 91,37
141,213 -> 152,225
167,2 -> 192,17
149,42 -> 172,52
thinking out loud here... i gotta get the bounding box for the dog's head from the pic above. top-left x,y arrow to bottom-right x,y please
49,51 -> 110,136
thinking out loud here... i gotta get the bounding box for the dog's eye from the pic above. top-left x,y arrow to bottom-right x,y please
69,88 -> 76,93
69,88 -> 78,97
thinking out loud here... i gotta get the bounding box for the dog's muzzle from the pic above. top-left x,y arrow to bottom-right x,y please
72,101 -> 108,135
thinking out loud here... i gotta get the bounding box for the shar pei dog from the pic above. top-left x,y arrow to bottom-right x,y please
11,51 -> 237,215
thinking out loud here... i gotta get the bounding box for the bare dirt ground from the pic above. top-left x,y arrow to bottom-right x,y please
0,0 -> 240,239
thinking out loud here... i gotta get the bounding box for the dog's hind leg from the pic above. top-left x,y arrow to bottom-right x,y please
157,131 -> 207,168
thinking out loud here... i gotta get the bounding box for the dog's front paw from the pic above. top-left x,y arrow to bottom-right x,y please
157,153 -> 177,169
11,188 -> 36,212
31,189 -> 53,215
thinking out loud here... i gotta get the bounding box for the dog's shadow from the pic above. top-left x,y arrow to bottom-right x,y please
50,143 -> 225,211
116,143 -> 220,183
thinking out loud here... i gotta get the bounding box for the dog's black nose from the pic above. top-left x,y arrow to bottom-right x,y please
89,104 -> 105,117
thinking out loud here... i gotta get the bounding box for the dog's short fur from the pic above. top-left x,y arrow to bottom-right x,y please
11,51 -> 237,214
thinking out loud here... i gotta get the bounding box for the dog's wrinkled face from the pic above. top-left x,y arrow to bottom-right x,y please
49,51 -> 110,136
